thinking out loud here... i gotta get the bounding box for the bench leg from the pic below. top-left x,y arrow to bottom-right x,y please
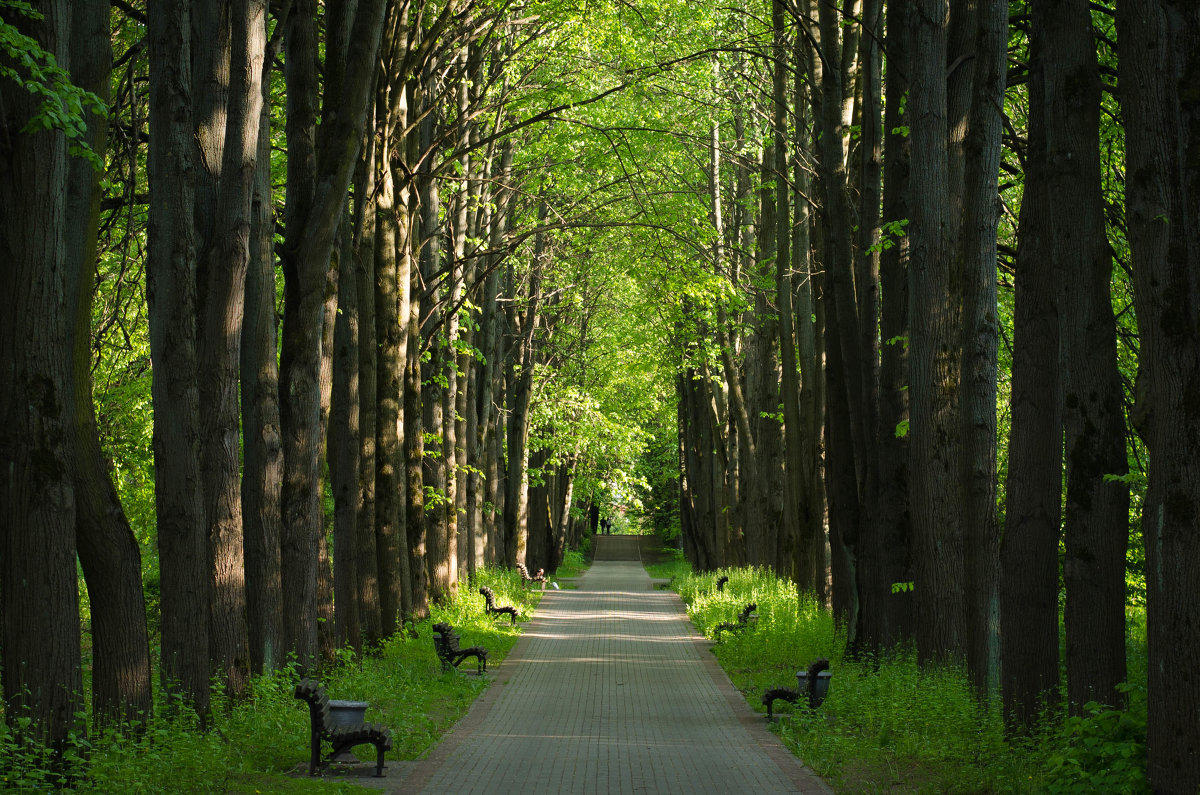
374,742 -> 386,777
309,731 -> 322,775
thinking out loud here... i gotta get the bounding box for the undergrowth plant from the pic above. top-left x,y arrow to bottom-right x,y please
0,566 -> 540,794
658,562 -> 1150,794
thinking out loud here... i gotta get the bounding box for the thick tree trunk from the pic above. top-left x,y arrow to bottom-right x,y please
771,0 -> 805,584
1116,4 -> 1200,789
375,117 -> 406,636
745,148 -> 783,570
279,0 -> 323,671
870,0 -> 913,647
65,0 -> 153,726
0,0 -> 84,748
1036,0 -> 1129,714
958,0 -> 1005,700
416,90 -> 455,603
197,0 -> 266,699
1000,51 -> 1061,732
278,0 -> 386,669
849,0 -> 890,650
242,64 -> 285,674
146,0 -> 211,714
504,216 -> 545,566
908,0 -> 964,664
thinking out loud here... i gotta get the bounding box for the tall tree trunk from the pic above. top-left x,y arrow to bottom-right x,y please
1036,0 -> 1129,714
197,0 -> 266,699
1116,4 -> 1200,789
958,0 -> 1005,700
850,0 -> 890,650
1000,46 -> 1061,732
242,47 -> 284,674
279,0 -> 323,670
354,107 -> 382,645
405,222 -> 429,619
146,0 -> 211,714
65,0 -> 153,726
330,216 -> 362,653
0,0 -> 84,748
871,0 -> 913,647
816,0 -> 867,635
908,0 -> 964,664
772,0 -> 804,581
504,212 -> 546,565
793,2 -> 828,601
375,104 -> 406,636
746,148 -> 783,570
278,0 -> 386,669
417,83 -> 454,603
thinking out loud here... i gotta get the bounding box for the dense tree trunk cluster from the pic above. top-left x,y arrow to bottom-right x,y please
2,0 -> 596,742
2,0 -> 1197,788
671,0 -> 1192,786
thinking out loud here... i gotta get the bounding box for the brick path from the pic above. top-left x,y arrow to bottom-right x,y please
396,536 -> 831,794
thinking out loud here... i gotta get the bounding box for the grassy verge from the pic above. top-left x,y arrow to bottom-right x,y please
647,551 -> 1149,794
2,567 -> 542,793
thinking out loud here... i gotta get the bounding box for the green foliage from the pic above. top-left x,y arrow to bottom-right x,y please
3,568 -> 539,793
663,562 -> 1150,794
552,548 -> 590,579
0,710 -> 90,791
1042,685 -> 1148,795
0,1 -> 107,166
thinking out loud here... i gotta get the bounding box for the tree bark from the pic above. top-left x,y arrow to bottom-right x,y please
330,213 -> 362,653
908,0 -> 964,664
65,0 -> 154,726
197,0 -> 266,699
1116,3 -> 1200,789
0,0 -> 84,748
1036,0 -> 1129,714
146,0 -> 211,714
375,96 -> 406,637
242,43 -> 285,674
958,0 -> 1005,700
279,0 -> 386,669
353,105 -> 381,645
1000,47 -> 1061,732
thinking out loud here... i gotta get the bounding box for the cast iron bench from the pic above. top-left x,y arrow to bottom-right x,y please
714,602 -> 758,641
479,586 -> 518,624
293,679 -> 392,777
433,621 -> 489,673
762,659 -> 832,718
515,562 -> 546,588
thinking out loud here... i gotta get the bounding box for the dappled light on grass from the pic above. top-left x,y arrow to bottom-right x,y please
7,566 -> 538,793
662,562 -> 1150,794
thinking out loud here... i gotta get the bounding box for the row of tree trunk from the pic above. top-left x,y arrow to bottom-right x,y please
1,0 -> 587,752
673,1 -> 1198,789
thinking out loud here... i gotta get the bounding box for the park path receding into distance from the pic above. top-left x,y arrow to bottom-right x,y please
397,535 -> 831,794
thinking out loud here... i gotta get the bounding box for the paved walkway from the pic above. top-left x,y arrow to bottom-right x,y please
396,536 -> 831,794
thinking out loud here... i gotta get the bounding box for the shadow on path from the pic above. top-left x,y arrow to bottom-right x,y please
381,536 -> 832,794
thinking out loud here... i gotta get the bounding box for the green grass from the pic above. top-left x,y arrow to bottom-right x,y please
1,567 -> 541,793
660,564 -> 1150,794
551,548 -> 590,579
3,557 -> 1150,794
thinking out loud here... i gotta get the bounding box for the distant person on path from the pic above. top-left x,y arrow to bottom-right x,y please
600,517 -> 611,534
